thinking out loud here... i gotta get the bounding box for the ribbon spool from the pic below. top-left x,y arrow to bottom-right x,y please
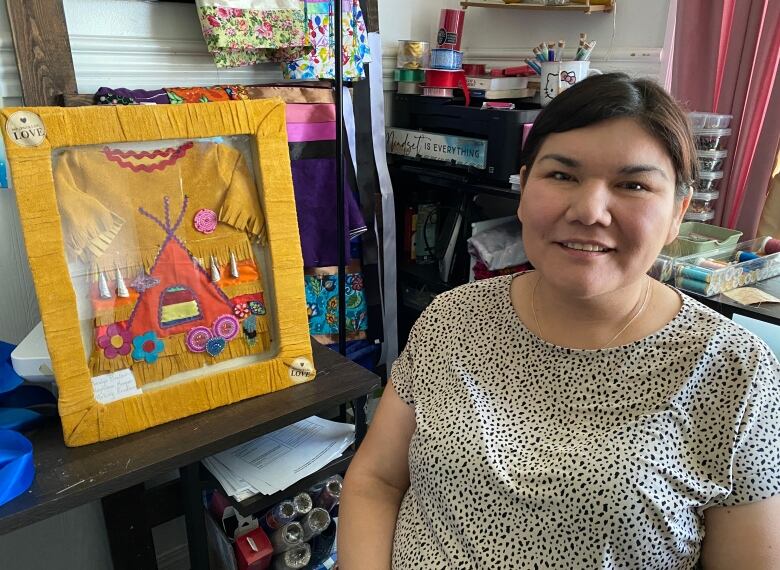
0,341 -> 54,507
423,87 -> 454,97
396,40 -> 430,69
398,82 -> 423,95
437,9 -> 466,50
0,429 -> 34,507
430,48 -> 463,71
424,69 -> 470,106
462,64 -> 486,76
393,68 -> 425,83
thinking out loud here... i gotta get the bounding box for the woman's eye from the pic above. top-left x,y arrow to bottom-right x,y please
620,181 -> 647,192
550,171 -> 572,181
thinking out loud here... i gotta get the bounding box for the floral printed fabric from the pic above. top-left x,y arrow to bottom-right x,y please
197,1 -> 308,68
281,0 -> 371,80
304,272 -> 368,334
165,86 -> 234,104
196,0 -> 371,80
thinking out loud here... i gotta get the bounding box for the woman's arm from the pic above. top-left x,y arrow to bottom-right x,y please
338,383 -> 417,570
700,494 -> 780,569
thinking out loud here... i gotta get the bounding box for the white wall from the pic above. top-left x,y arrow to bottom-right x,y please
0,1 -> 672,568
381,0 -> 669,80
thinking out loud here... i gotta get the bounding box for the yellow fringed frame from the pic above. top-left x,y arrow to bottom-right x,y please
1,100 -> 314,446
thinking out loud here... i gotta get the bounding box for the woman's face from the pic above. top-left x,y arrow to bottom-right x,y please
518,117 -> 689,299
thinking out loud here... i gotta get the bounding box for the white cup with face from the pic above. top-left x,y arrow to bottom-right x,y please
540,61 -> 602,107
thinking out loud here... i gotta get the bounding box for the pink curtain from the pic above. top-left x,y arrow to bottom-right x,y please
670,0 -> 780,238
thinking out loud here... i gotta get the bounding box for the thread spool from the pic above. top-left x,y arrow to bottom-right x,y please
679,277 -> 711,295
430,48 -> 463,70
735,251 -> 760,263
762,238 -> 780,255
680,266 -> 712,283
697,258 -> 727,270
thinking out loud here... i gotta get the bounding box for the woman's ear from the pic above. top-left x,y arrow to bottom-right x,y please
519,165 -> 528,191
665,185 -> 693,245
517,165 -> 527,223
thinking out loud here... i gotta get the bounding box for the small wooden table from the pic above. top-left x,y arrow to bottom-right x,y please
0,341 -> 380,569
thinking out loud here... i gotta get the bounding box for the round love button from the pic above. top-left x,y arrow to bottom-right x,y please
5,111 -> 46,148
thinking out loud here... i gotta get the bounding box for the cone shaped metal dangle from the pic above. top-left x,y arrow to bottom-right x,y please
210,255 -> 221,283
115,266 -> 130,298
229,251 -> 240,279
98,271 -> 112,299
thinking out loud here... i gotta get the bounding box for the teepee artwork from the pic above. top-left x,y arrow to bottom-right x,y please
127,196 -> 235,340
2,101 -> 313,446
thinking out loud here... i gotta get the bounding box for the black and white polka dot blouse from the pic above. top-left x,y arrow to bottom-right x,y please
391,274 -> 780,569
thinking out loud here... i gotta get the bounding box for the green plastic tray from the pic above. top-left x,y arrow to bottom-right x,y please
662,222 -> 743,258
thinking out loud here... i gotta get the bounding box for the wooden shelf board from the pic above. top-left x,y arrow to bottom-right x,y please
0,341 -> 378,535
460,1 -> 613,13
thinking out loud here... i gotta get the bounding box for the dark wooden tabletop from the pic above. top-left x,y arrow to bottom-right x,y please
0,341 -> 380,535
687,275 -> 780,326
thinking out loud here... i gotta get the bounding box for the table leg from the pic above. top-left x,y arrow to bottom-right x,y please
180,462 -> 210,570
102,484 -> 158,570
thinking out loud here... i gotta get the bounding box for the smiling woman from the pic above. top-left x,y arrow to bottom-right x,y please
338,73 -> 780,570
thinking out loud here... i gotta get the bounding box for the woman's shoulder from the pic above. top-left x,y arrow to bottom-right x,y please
422,274 -> 513,317
409,275 -> 514,339
675,292 -> 778,375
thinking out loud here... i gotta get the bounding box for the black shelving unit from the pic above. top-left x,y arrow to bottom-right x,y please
390,93 -> 541,350
201,449 -> 356,517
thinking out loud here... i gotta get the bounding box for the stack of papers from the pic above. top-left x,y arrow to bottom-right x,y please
203,416 -> 355,501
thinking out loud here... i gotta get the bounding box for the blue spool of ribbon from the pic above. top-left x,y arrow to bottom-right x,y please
430,48 -> 463,70
0,340 -> 52,507
0,429 -> 34,507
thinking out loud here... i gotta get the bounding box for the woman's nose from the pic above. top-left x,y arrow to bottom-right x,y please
564,181 -> 612,227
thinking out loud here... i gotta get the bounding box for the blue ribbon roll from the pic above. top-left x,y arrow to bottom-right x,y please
430,48 -> 463,70
0,429 -> 34,507
0,341 -> 49,507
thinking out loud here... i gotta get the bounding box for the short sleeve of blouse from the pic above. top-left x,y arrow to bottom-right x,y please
720,346 -> 780,507
391,299 -> 439,408
391,326 -> 416,407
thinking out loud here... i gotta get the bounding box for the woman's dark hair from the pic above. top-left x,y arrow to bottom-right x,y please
521,73 -> 698,199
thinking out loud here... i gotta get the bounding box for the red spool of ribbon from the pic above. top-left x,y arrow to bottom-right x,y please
437,9 -> 466,50
424,69 -> 471,107
462,64 -> 486,76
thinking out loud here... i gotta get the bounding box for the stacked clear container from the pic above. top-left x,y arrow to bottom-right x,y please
687,112 -> 732,223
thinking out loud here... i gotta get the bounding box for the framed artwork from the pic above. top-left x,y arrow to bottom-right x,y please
1,100 -> 315,446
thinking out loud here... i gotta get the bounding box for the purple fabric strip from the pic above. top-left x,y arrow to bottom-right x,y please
291,158 -> 366,266
287,122 -> 336,143
95,87 -> 170,105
